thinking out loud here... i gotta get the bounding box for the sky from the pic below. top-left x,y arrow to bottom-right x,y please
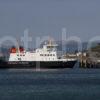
0,0 -> 100,43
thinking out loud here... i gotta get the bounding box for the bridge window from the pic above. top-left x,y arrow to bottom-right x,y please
18,58 -> 21,61
40,54 -> 55,56
40,54 -> 43,56
53,54 -> 55,56
50,54 -> 52,56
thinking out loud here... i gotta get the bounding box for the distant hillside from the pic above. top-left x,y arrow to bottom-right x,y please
91,44 -> 100,53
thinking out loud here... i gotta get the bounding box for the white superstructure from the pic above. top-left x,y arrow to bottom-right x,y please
9,41 -> 76,62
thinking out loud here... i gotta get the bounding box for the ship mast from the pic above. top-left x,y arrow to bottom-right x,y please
48,37 -> 54,46
17,39 -> 20,54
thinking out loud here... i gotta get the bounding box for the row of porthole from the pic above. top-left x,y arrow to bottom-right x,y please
17,55 -> 25,56
17,58 -> 55,61
40,54 -> 55,56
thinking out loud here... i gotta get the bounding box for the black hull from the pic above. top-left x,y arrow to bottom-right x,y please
0,61 -> 77,69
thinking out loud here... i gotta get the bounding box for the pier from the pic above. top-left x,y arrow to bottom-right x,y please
77,52 -> 100,68
64,51 -> 100,68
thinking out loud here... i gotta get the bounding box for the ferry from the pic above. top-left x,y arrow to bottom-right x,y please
0,40 -> 77,69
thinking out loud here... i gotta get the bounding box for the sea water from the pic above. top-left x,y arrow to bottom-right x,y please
0,68 -> 100,100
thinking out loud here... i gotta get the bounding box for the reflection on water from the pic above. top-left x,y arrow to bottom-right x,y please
0,68 -> 100,100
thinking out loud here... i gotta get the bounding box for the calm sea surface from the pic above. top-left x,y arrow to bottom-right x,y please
0,68 -> 100,100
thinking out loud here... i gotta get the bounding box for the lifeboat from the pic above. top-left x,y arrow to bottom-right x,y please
10,46 -> 24,53
10,47 -> 16,53
19,46 -> 24,52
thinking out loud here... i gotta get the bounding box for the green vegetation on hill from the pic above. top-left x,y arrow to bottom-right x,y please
91,44 -> 100,53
